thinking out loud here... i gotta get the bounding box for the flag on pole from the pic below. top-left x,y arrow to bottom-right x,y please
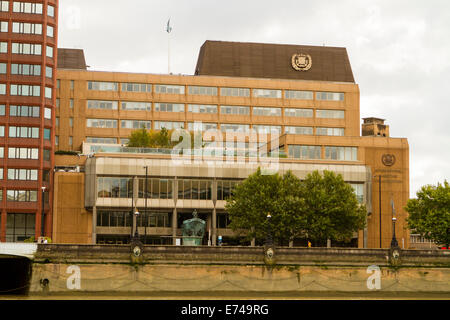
166,18 -> 172,33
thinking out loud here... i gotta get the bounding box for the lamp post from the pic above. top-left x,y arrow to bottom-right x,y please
40,186 -> 46,238
265,213 -> 273,246
134,209 -> 140,239
143,166 -> 148,245
390,217 -> 398,248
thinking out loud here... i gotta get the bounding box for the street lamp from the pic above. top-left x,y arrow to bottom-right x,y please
391,217 -> 399,248
134,209 -> 140,239
40,186 -> 46,238
265,213 -> 273,246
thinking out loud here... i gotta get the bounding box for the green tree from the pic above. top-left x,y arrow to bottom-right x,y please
406,181 -> 450,248
127,127 -> 152,147
299,170 -> 367,244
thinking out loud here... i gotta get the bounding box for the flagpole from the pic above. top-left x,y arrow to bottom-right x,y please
167,18 -> 172,74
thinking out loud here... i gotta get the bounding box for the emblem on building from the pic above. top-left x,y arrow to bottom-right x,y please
291,53 -> 312,71
382,154 -> 396,167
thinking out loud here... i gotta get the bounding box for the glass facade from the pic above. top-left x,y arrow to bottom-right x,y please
288,145 -> 321,160
178,179 -> 212,200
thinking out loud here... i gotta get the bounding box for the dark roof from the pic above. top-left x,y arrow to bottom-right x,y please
195,40 -> 355,83
57,48 -> 87,70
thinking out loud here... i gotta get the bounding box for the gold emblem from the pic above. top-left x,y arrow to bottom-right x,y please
292,53 -> 312,71
382,154 -> 396,167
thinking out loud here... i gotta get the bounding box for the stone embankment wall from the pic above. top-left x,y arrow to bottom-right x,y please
30,245 -> 450,294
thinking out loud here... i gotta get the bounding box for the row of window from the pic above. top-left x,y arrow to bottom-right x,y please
86,81 -> 344,101
85,119 -> 344,135
0,147 -> 50,160
96,177 -> 241,201
0,63 -> 53,78
83,100 -> 344,119
0,21 -> 54,37
96,210 -> 172,228
288,145 -> 358,161
0,84 -> 53,98
0,42 -> 54,58
0,1 -> 55,17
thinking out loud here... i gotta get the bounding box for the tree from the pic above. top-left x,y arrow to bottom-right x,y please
225,168 -> 305,244
225,169 -> 367,246
299,170 -> 367,244
127,127 -> 152,148
406,181 -> 450,248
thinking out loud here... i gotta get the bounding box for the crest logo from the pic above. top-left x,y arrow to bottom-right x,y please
382,154 -> 396,166
292,53 -> 312,71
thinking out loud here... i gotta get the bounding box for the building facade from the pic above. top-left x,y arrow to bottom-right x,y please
51,41 -> 410,248
0,0 -> 58,242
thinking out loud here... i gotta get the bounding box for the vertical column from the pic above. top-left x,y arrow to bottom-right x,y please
172,208 -> 177,245
212,207 -> 217,246
92,206 -> 97,244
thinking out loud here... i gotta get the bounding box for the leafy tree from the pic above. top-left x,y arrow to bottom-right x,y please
127,127 -> 152,147
299,170 -> 367,243
406,181 -> 450,248
225,169 -> 366,245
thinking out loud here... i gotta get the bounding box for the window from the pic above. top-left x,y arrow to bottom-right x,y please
0,168 -> 2,179
6,213 -> 36,242
188,104 -> 217,114
285,126 -> 313,135
12,42 -> 41,55
220,105 -> 250,115
68,137 -> 72,146
46,25 -> 53,37
285,108 -> 313,118
6,190 -> 37,202
45,87 -> 52,99
69,118 -> 73,127
350,184 -> 364,203
253,107 -> 281,116
121,83 -> 151,93
8,147 -> 39,159
13,2 -> 43,14
188,86 -> 217,96
11,63 -> 41,76
56,79 -> 60,88
252,125 -> 281,134
288,145 -> 321,160
55,117 -> 59,126
46,45 -> 53,57
70,99 -> 74,108
217,213 -> 231,229
10,84 -> 40,96
87,100 -> 118,110
177,179 -> 212,200
121,120 -> 151,129
0,104 -> 4,115
86,119 -> 118,128
316,92 -> 344,101
0,62 -> 6,74
0,41 -> 7,53
154,103 -> 184,113
285,90 -> 313,100
70,80 -> 74,89
221,87 -> 250,97
55,135 -> 58,145
253,89 -> 281,98
121,101 -> 151,111
0,125 -> 4,137
0,21 -> 7,32
0,1 -> 8,12
0,147 -> 3,158
97,177 -> 133,198
10,105 -> 40,117
188,122 -> 217,131
154,121 -> 184,130
220,123 -> 249,132
45,66 -> 52,78
325,146 -> 358,161
216,180 -> 241,200
12,22 -> 42,35
44,128 -> 50,140
44,108 -> 51,119
0,83 -> 6,95
47,5 -> 54,17
86,137 -> 117,144
154,84 -> 184,94
316,110 -> 345,119
88,81 -> 118,91
9,126 -> 39,138
8,169 -> 38,181
316,127 -> 345,136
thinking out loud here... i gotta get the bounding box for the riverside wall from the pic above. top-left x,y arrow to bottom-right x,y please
29,245 -> 450,295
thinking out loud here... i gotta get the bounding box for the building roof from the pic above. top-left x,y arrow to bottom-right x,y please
195,40 -> 355,83
57,48 -> 87,70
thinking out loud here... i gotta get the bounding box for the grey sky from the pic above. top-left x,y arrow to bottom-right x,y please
58,0 -> 450,198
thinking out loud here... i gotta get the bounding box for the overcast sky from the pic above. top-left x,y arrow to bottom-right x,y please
58,0 -> 450,198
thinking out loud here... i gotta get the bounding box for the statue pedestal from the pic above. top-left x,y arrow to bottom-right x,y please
182,237 -> 203,246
